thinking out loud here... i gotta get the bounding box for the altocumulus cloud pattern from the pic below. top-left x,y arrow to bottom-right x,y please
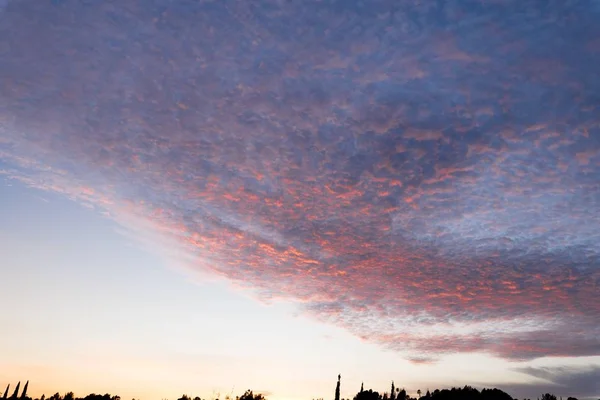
1,0 -> 600,363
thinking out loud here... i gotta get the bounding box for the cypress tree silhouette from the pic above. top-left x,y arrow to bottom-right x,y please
335,375 -> 341,400
20,382 -> 28,400
3,384 -> 9,400
10,383 -> 20,400
360,384 -> 363,394
390,382 -> 395,400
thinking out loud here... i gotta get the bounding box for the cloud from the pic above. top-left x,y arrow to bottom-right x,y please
494,365 -> 600,399
1,0 -> 600,362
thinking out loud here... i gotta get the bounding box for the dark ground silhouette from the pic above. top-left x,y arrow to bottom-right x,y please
2,377 -> 596,400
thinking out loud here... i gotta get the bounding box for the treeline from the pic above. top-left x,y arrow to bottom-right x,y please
2,387 -> 122,400
339,386 -> 581,400
175,391 -> 265,400
0,386 -> 264,400
322,376 -> 585,400
1,380 -> 590,400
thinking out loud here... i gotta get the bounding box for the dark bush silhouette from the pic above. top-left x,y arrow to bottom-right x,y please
354,389 -> 382,400
237,390 -> 265,400
480,389 -> 512,400
541,394 -> 557,400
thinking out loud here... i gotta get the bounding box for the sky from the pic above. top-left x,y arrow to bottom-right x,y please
1,0 -> 599,399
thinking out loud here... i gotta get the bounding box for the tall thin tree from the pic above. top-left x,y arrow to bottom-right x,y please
10,383 -> 20,400
20,381 -> 28,400
390,382 -> 395,400
335,375 -> 341,400
3,384 -> 9,400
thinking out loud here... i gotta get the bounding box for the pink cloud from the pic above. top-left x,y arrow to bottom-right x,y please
2,0 -> 600,363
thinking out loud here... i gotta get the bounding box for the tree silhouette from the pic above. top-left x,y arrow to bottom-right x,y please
354,389 -> 380,400
0,374 -> 579,400
541,394 -> 557,400
480,388 -> 512,400
21,382 -> 29,400
11,383 -> 20,400
237,390 -> 264,400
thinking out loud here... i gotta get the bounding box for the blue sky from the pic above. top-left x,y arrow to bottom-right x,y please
1,114 -> 599,400
1,0 -> 600,399
2,180 -> 514,400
